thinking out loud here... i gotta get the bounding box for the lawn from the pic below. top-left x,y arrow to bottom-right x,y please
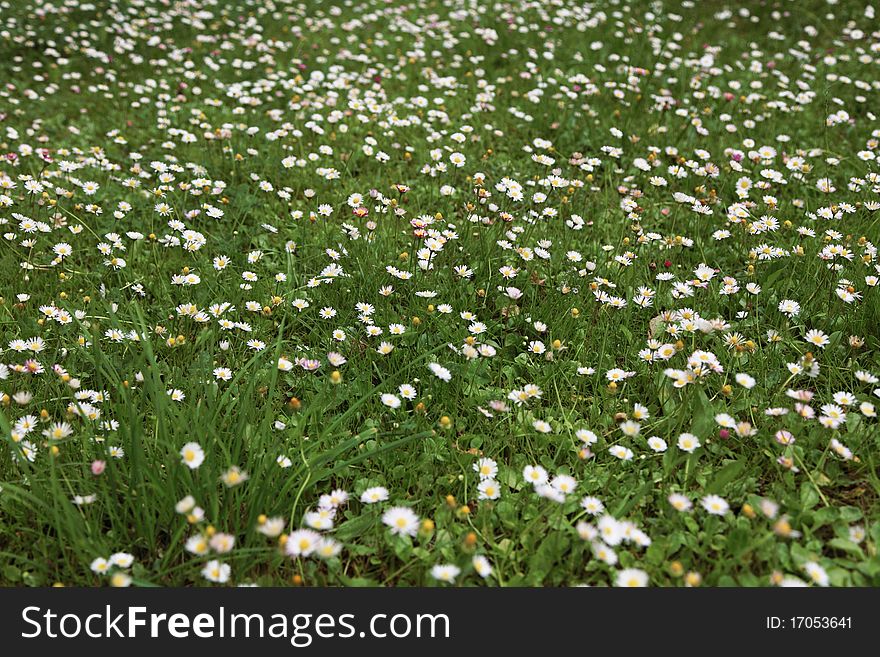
0,0 -> 879,587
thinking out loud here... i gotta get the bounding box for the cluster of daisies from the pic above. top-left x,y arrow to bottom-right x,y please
1,0 -> 879,587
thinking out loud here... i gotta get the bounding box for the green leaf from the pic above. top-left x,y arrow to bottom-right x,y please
2,564 -> 21,582
690,388 -> 715,437
335,514 -> 376,541
799,482 -> 820,511
725,527 -> 751,559
828,538 -> 864,558
705,460 -> 744,495
838,506 -> 863,522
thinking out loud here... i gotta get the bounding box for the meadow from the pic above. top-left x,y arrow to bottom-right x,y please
0,0 -> 879,587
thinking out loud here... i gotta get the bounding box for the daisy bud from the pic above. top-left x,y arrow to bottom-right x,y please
419,519 -> 435,539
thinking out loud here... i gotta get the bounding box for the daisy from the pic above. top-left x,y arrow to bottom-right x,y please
382,507 -> 420,537
668,493 -> 692,512
201,560 -> 231,583
473,457 -> 498,479
615,568 -> 649,587
804,329 -> 830,348
477,479 -> 501,500
580,496 -> 605,515
380,393 -> 401,409
360,487 -> 389,504
550,474 -> 577,495
472,555 -> 493,578
431,564 -> 461,583
647,436 -> 667,452
180,442 -> 205,469
677,433 -> 701,453
286,529 -> 322,557
701,495 -> 730,516
523,465 -> 548,486
803,562 -> 829,587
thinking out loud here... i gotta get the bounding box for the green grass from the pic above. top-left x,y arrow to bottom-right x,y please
0,0 -> 879,587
